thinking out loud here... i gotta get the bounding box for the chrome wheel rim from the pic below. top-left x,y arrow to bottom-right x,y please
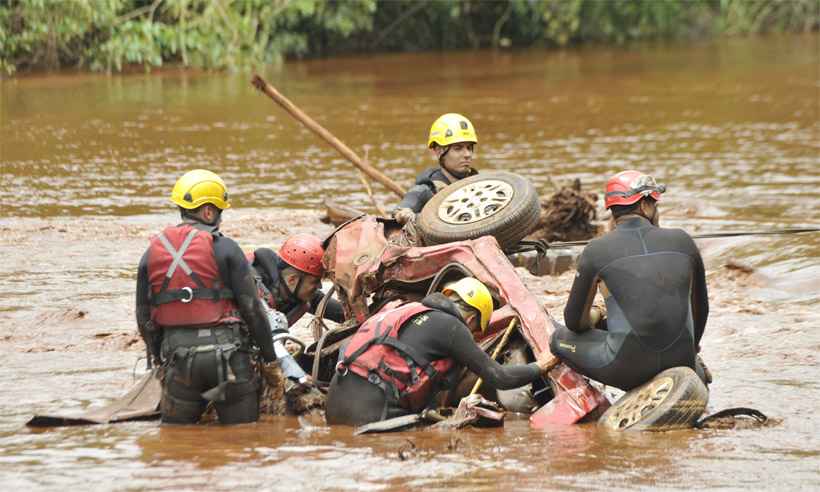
607,376 -> 674,429
437,179 -> 515,225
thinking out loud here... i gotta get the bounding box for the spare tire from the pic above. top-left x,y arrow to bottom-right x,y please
598,366 -> 709,432
417,171 -> 540,250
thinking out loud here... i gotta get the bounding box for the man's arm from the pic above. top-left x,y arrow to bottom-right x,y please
216,237 -> 275,362
563,250 -> 599,333
396,184 -> 434,214
446,320 -> 541,390
135,249 -> 160,362
689,240 -> 709,350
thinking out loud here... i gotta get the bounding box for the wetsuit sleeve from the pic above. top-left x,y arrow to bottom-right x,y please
135,249 -> 160,360
215,237 -> 275,362
563,248 -> 599,333
445,320 -> 541,390
688,238 -> 709,350
136,249 -> 151,331
396,184 -> 434,213
308,290 -> 345,323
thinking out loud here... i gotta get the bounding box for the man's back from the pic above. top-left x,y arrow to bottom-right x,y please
568,216 -> 708,351
553,215 -> 709,390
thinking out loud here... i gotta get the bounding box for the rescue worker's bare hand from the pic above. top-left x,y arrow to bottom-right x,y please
536,351 -> 560,374
394,208 -> 415,225
588,306 -> 603,327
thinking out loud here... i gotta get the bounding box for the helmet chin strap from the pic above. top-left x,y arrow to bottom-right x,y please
280,269 -> 305,303
437,145 -> 450,167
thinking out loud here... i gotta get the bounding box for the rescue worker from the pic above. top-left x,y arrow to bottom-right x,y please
247,234 -> 345,327
136,169 -> 275,425
325,277 -> 555,426
393,113 -> 479,225
550,170 -> 710,391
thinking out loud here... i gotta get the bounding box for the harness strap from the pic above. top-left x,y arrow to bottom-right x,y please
377,337 -> 432,369
157,229 -> 203,292
151,287 -> 234,305
340,315 -> 390,368
198,343 -> 240,402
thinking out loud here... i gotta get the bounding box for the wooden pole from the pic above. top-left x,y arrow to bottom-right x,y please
251,75 -> 406,198
359,148 -> 388,217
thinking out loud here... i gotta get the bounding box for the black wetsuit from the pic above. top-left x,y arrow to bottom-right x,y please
136,220 -> 275,424
550,216 -> 709,391
325,293 -> 541,426
249,247 -> 345,324
396,167 -> 477,213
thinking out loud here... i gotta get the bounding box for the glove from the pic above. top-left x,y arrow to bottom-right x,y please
393,208 -> 415,225
266,308 -> 289,336
274,340 -> 310,383
536,351 -> 560,374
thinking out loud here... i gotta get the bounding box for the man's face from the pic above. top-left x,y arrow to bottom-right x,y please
464,309 -> 482,335
437,142 -> 475,177
295,274 -> 321,303
285,271 -> 322,303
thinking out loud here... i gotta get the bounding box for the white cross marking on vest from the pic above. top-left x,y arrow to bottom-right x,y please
157,229 -> 199,279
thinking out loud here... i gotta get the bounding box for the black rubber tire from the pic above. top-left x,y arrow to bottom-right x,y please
598,366 -> 709,432
416,171 -> 540,251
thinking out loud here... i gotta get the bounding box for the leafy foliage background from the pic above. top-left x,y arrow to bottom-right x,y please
1,0 -> 817,75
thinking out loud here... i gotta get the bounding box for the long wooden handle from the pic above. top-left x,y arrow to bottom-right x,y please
251,75 -> 406,198
469,317 -> 518,396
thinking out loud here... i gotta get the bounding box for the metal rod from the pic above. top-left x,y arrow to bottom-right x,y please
549,227 -> 820,248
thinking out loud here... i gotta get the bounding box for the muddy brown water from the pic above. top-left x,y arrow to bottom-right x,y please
1,35 -> 819,490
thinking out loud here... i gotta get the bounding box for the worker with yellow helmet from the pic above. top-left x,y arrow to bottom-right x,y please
136,169 -> 276,425
326,277 -> 555,426
393,113 -> 480,225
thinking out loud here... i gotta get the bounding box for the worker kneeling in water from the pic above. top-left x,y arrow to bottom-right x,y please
326,277 -> 555,426
550,170 -> 711,391
248,233 -> 345,386
247,233 -> 345,328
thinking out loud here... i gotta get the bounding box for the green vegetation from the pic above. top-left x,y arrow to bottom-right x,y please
1,0 -> 817,75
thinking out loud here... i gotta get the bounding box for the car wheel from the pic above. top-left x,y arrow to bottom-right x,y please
417,171 -> 540,250
598,366 -> 709,432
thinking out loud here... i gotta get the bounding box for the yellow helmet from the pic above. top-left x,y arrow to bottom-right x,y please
442,277 -> 493,332
170,169 -> 231,210
427,113 -> 478,148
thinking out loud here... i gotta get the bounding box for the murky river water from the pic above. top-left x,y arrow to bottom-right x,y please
1,35 -> 819,490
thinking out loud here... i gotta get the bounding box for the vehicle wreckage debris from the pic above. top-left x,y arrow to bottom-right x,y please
257,361 -> 326,417
527,178 -> 601,243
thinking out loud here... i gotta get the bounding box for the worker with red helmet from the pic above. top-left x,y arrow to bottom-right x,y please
550,170 -> 710,391
247,233 -> 345,328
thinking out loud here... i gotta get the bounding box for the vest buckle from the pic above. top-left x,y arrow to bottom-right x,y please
180,286 -> 194,303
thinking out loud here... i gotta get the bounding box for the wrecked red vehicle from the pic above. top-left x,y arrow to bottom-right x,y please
303,215 -> 609,427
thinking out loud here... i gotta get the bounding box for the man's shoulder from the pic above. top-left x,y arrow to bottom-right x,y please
414,167 -> 442,186
661,226 -> 699,252
211,233 -> 245,259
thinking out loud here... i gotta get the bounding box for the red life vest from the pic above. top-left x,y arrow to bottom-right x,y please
338,300 -> 455,412
148,223 -> 240,328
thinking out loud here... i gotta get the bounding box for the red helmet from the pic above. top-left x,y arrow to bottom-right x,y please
279,234 -> 324,277
605,170 -> 666,209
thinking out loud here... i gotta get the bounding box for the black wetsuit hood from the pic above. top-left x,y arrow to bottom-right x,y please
421,292 -> 467,324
